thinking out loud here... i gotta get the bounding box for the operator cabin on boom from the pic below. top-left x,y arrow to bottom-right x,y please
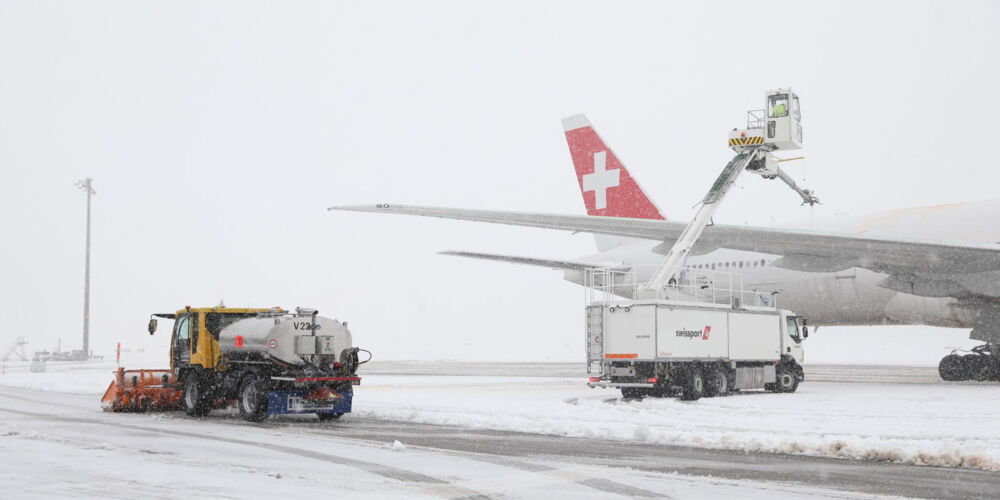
645,88 -> 815,292
587,89 -> 813,400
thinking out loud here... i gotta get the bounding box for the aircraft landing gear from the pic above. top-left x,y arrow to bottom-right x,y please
938,344 -> 1000,382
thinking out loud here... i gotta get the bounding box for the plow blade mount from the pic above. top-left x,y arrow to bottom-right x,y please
101,367 -> 183,412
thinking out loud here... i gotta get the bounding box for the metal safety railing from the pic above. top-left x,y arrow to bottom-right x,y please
746,109 -> 765,129
584,265 -> 777,310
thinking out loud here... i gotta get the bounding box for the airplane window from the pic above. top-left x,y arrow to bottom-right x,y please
739,261 -> 744,268
761,259 -> 766,266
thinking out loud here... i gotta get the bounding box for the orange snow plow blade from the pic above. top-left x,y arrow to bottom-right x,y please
101,367 -> 183,412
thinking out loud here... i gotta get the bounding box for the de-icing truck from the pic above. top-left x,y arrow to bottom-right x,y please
585,267 -> 808,400
102,306 -> 369,422
586,88 -> 812,400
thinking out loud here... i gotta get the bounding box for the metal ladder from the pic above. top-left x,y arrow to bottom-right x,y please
585,305 -> 604,374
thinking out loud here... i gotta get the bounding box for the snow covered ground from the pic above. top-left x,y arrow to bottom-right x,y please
2,358 -> 999,475
357,375 -> 1000,471
0,379 -> 908,500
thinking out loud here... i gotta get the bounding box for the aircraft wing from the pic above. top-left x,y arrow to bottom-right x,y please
329,204 -> 1000,275
438,251 -> 617,271
331,204 -> 669,239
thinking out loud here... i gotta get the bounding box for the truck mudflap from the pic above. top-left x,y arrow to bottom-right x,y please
266,387 -> 353,415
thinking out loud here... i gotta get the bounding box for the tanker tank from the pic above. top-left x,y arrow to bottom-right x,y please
219,309 -> 355,367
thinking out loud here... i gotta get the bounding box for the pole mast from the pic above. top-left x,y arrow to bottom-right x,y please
76,178 -> 96,359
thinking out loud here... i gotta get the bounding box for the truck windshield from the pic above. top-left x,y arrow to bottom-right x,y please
785,316 -> 801,342
206,313 -> 257,339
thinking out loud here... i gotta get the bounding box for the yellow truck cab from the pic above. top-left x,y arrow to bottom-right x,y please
152,306 -> 273,372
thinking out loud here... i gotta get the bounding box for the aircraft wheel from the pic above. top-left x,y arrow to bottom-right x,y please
966,355 -> 997,382
938,354 -> 965,381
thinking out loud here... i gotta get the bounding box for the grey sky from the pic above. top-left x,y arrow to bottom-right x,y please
1,1 -> 997,361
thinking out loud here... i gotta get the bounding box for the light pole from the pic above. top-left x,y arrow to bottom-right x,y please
75,178 -> 96,360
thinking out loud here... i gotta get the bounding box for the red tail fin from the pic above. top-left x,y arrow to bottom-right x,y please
562,114 -> 665,220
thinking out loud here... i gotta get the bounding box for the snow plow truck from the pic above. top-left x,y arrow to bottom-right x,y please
101,306 -> 369,422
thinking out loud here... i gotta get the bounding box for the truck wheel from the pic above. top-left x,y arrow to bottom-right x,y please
238,375 -> 269,423
775,368 -> 799,393
680,369 -> 704,401
703,367 -> 728,397
939,354 -> 965,381
317,413 -> 343,422
183,376 -> 210,417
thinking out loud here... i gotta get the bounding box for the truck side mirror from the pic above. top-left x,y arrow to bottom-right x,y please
801,326 -> 809,339
148,318 -> 157,336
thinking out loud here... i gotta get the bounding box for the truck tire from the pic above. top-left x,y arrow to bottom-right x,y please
775,368 -> 799,393
238,374 -> 269,422
938,354 -> 965,381
680,368 -> 704,401
183,375 -> 211,417
317,413 -> 343,422
703,366 -> 728,397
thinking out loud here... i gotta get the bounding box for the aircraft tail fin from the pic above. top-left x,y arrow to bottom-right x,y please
562,114 -> 665,250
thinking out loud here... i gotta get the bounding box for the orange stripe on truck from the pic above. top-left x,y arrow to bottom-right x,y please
604,353 -> 638,359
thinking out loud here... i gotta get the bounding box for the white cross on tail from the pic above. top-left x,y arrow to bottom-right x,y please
582,151 -> 620,210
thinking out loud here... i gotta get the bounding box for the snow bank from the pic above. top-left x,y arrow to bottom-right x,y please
354,375 -> 1000,472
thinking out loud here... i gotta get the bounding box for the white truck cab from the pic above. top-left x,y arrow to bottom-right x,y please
782,311 -> 807,365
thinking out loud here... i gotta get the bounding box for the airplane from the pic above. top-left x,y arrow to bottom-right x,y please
329,114 -> 1000,382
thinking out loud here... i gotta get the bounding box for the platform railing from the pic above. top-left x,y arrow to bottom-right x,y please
746,109 -> 766,129
584,265 -> 777,309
